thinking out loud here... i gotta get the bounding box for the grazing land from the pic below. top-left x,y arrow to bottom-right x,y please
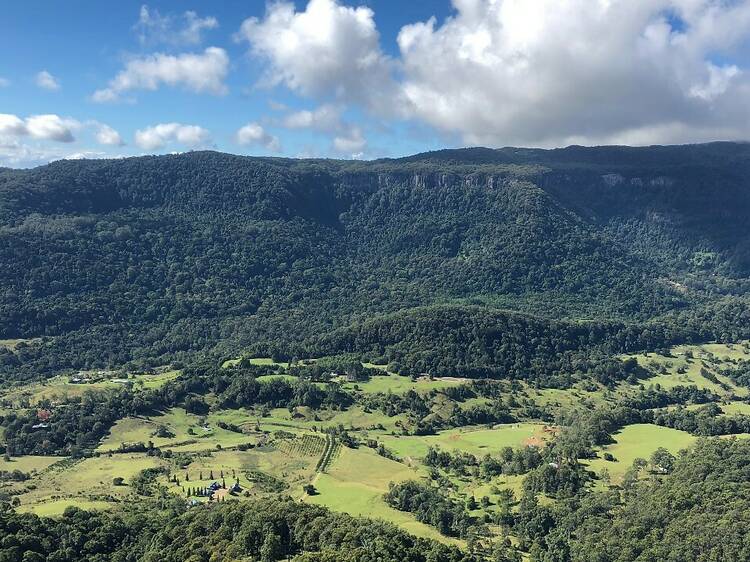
4,339 -> 750,551
586,424 -> 696,482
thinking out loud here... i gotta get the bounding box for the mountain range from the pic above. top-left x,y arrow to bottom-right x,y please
2,142 -> 749,380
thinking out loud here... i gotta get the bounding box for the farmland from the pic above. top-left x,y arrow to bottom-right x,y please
586,424 -> 696,482
379,423 -> 548,461
2,339 -> 750,558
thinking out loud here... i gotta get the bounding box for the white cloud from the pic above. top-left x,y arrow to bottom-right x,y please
236,0 -> 402,115
0,116 -> 127,167
0,77 -> 9,88
134,122 -> 211,150
63,151 -> 109,160
0,114 -> 28,136
135,5 -> 218,47
283,104 -> 342,132
92,122 -> 125,146
395,0 -> 750,146
235,122 -> 281,152
0,114 -> 78,142
280,104 -> 369,156
35,70 -> 60,91
240,0 -> 750,147
0,139 -> 63,168
26,115 -> 78,142
92,47 -> 229,103
333,126 -> 366,154
688,63 -> 740,102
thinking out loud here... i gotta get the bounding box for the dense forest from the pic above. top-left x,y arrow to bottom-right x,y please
0,497 -> 475,562
1,143 -> 750,381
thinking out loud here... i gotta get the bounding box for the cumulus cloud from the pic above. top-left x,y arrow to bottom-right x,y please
135,5 -> 218,47
240,0 -> 750,147
92,47 -> 229,102
235,122 -> 281,152
279,103 -> 367,154
236,0 -> 402,115
0,114 -> 83,166
0,114 -> 79,142
0,114 -> 28,137
282,104 -> 342,132
92,122 -> 125,146
35,70 -> 60,91
134,123 -> 211,150
25,115 -> 78,142
333,126 -> 366,154
0,139 -> 64,168
0,116 -> 127,167
397,0 -> 750,146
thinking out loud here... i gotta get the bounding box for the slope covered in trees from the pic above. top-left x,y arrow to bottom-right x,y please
569,438 -> 750,562
0,497 -> 474,562
1,143 -> 749,380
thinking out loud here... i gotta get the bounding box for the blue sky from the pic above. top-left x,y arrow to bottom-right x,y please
1,0 -> 749,167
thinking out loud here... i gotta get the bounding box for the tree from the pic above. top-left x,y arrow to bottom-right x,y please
650,447 -> 676,473
492,540 -> 521,562
260,532 -> 282,562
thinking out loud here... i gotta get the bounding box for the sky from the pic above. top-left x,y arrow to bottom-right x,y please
1,0 -> 750,167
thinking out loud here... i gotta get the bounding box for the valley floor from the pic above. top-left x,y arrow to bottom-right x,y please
2,340 -> 750,554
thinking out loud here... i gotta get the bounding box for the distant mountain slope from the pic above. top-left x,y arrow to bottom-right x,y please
0,143 -> 749,379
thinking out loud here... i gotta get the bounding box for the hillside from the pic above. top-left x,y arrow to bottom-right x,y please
1,142 -> 750,380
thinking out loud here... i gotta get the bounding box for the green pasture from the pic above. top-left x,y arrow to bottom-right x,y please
19,499 -> 114,517
587,423 -> 696,482
720,401 -> 750,416
305,445 -> 460,545
0,455 -> 64,473
1,370 -> 180,406
99,408 -> 256,453
631,343 -> 749,397
379,423 -> 548,461
343,372 -> 467,394
13,454 -> 162,512
221,357 -> 291,368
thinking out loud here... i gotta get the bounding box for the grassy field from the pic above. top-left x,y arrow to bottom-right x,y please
630,343 -> 749,397
342,372 -> 467,394
720,401 -> 750,416
99,408 -> 256,453
12,454 -> 163,513
256,374 -> 298,383
221,357 -> 291,368
379,423 -> 548,461
250,406 -> 406,435
0,455 -> 64,473
19,499 -> 115,517
305,445 -> 461,545
1,370 -> 180,406
587,423 -> 696,482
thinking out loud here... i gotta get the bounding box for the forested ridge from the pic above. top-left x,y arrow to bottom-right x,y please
1,143 -> 750,380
